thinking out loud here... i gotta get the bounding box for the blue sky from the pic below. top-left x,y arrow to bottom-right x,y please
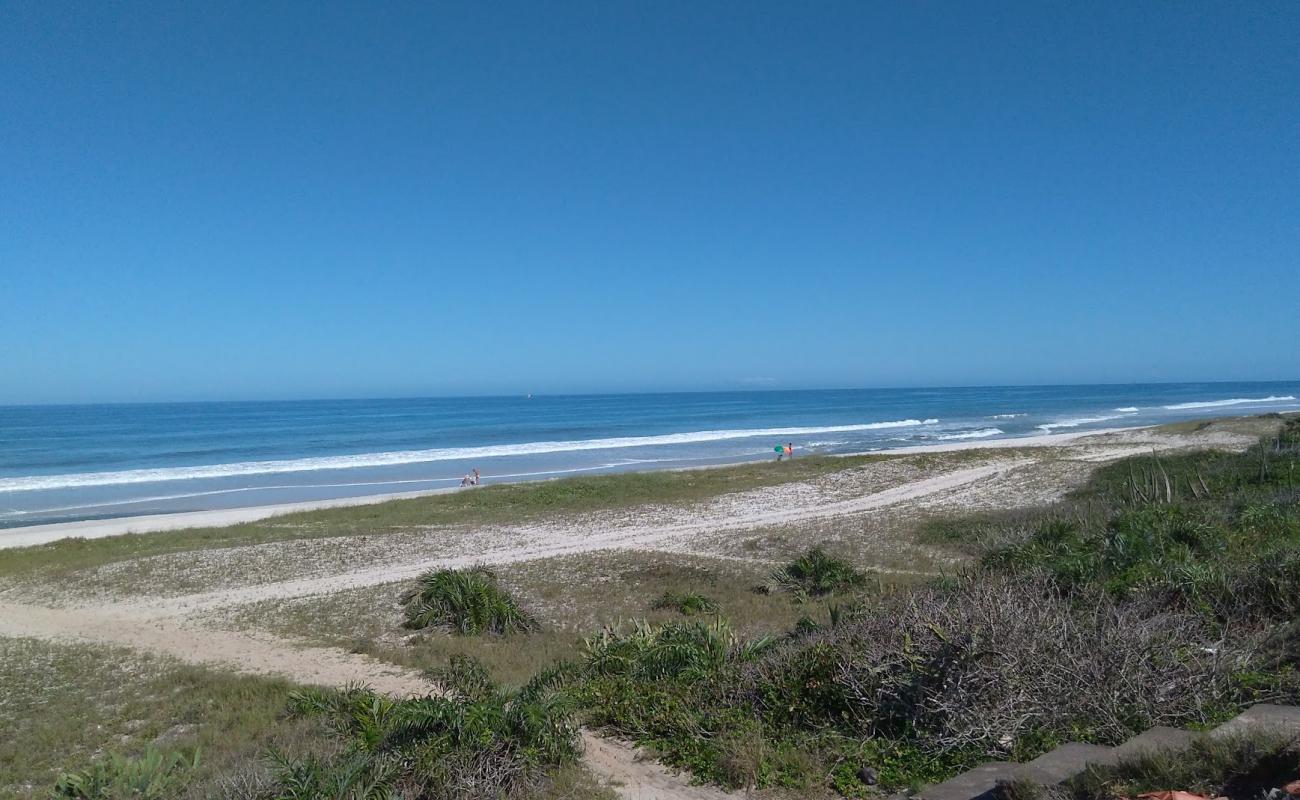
2,2 -> 1297,404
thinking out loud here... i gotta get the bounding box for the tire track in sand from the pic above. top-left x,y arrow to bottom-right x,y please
118,459 -> 1027,619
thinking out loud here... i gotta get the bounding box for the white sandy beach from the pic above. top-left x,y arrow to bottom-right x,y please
0,425 -> 1149,549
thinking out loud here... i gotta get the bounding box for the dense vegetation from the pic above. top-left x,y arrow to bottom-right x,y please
254,657 -> 579,799
570,419 -> 1300,795
53,749 -> 200,799
402,567 -> 540,636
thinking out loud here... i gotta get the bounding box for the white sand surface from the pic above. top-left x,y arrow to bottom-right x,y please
0,424 -> 1203,550
0,486 -> 456,549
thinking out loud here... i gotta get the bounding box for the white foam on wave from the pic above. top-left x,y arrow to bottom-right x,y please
937,428 -> 1004,441
1114,407 -> 1139,413
989,413 -> 1025,420
0,461 -> 666,518
0,419 -> 940,493
1036,413 -> 1131,432
1162,395 -> 1296,411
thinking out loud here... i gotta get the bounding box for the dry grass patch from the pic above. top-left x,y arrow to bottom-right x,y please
0,637 -> 330,799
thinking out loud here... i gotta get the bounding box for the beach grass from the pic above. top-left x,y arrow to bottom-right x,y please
206,548 -> 920,688
0,637 -> 330,799
0,454 -> 896,580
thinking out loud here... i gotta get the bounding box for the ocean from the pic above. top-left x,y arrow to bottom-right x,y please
2,382 -> 1297,530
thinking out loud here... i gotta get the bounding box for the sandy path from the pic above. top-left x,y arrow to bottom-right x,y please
106,459 -> 1026,618
0,602 -> 729,800
0,427 -> 1142,551
581,731 -> 734,800
0,600 -> 432,697
0,462 -> 1025,799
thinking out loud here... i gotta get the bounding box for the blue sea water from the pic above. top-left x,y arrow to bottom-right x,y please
1,382 -> 1298,530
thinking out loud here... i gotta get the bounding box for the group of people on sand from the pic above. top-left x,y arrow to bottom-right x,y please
775,442 -> 794,461
459,468 -> 481,487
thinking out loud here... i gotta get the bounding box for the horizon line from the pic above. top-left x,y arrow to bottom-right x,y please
4,377 -> 1299,409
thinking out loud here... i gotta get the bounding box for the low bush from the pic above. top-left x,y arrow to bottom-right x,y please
267,657 -> 580,799
650,590 -> 720,616
53,748 -> 199,799
401,566 -> 539,635
760,547 -> 868,600
743,574 -> 1235,750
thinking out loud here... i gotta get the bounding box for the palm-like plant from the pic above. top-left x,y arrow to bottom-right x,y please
53,749 -> 200,799
762,547 -> 867,600
584,617 -> 774,681
276,657 -> 580,799
650,590 -> 721,616
401,566 -> 539,635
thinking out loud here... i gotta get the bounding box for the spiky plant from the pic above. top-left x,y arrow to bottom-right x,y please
584,617 -> 774,681
52,748 -> 199,799
651,590 -> 721,616
276,657 -> 581,799
401,566 -> 539,635
762,547 -> 868,600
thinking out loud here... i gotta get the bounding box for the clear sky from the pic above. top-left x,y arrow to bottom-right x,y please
2,2 -> 1297,404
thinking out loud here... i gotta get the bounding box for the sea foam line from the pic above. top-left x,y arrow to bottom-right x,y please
0,461 -> 660,518
937,428 -> 1004,441
0,419 -> 939,493
1036,412 -> 1134,432
1162,395 -> 1296,411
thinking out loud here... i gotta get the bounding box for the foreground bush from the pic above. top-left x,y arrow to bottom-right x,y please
401,566 -> 539,635
743,574 -> 1235,750
53,748 -> 199,799
267,657 -> 579,799
982,421 -> 1300,627
760,547 -> 868,599
571,420 -> 1300,794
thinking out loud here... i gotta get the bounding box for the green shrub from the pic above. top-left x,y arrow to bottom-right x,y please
761,547 -> 868,600
584,618 -> 773,682
651,590 -> 721,616
52,748 -> 199,799
272,658 -> 580,799
401,566 -> 539,635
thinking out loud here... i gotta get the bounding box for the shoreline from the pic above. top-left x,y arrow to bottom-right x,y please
0,426 -> 1138,550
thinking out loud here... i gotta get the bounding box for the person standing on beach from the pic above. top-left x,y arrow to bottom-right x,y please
471,468 -> 480,485
775,444 -> 785,461
785,442 -> 794,460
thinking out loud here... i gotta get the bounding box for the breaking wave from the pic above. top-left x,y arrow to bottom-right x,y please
1036,413 -> 1133,432
1162,396 -> 1296,411
0,419 -> 940,493
937,428 -> 1004,441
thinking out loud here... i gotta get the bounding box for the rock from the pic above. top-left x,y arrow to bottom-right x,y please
859,766 -> 879,785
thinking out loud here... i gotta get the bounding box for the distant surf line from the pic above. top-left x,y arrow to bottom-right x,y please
0,419 -> 940,493
0,461 -> 672,519
1162,395 -> 1295,410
